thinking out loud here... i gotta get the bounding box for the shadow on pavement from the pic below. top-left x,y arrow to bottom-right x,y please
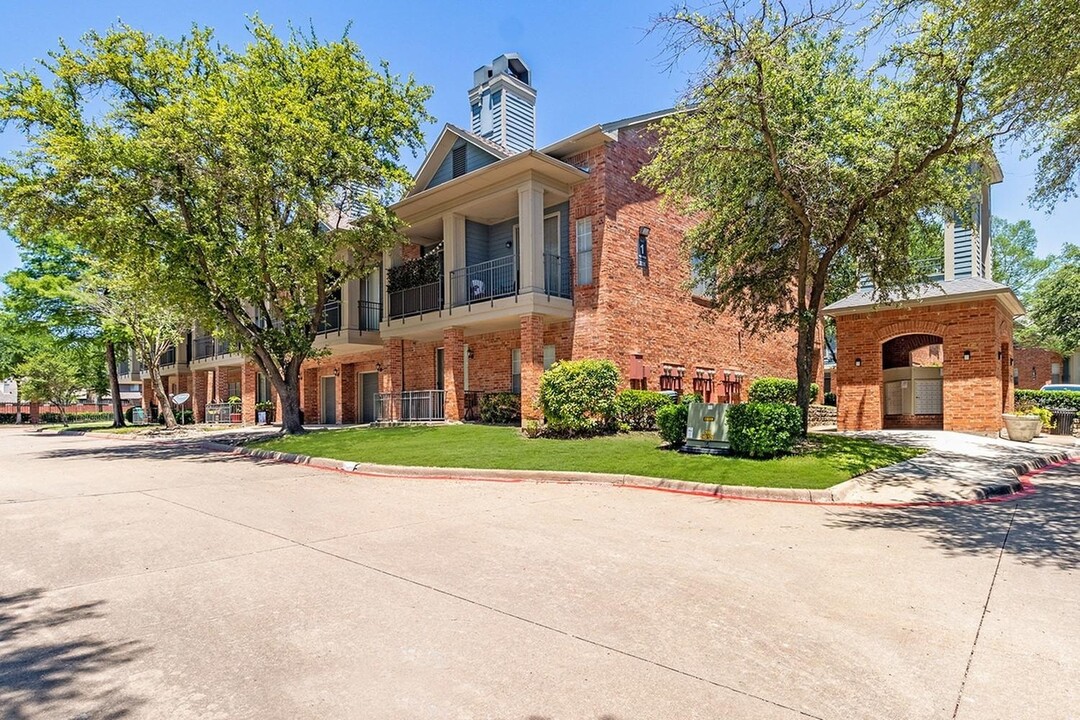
28,436 -> 282,468
827,464 -> 1080,571
0,588 -> 146,719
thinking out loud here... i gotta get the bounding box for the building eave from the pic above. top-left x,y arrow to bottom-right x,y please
824,285 -> 1025,318
408,124 -> 511,198
391,150 -> 589,224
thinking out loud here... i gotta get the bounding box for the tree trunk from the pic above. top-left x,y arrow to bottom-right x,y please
105,340 -> 126,428
272,361 -> 305,434
54,400 -> 68,426
795,312 -> 818,437
148,365 -> 178,429
14,389 -> 21,425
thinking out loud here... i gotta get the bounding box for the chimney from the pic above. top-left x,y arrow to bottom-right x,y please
468,54 -> 536,153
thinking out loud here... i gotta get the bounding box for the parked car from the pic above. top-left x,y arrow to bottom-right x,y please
1040,384 -> 1080,392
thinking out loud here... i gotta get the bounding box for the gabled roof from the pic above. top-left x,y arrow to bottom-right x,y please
823,277 -> 1025,317
409,124 -> 510,197
540,107 -> 688,159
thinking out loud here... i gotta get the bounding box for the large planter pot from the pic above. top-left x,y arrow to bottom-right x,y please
1002,414 -> 1042,442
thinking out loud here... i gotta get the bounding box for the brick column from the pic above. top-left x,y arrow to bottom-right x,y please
192,370 -> 208,423
141,378 -> 154,413
29,402 -> 40,424
214,369 -> 229,404
302,367 -> 319,424
383,339 -> 405,395
443,327 -> 466,421
240,362 -> 258,424
339,363 -> 357,424
520,314 -> 545,424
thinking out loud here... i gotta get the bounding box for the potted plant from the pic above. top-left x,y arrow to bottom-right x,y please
1002,401 -> 1053,442
254,400 -> 275,425
227,395 -> 242,424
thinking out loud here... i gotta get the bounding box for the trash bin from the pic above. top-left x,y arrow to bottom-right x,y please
1050,407 -> 1076,436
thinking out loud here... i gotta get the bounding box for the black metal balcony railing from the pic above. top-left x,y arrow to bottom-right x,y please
388,281 -> 443,321
358,300 -> 382,332
318,301 -> 342,333
375,390 -> 445,422
117,359 -> 131,377
450,256 -> 518,307
160,346 -> 177,366
193,336 -> 233,361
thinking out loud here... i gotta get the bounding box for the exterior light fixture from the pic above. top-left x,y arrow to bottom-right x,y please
375,362 -> 383,373
637,226 -> 650,269
963,350 -> 972,361
467,347 -> 476,360
333,367 -> 340,377
855,358 -> 862,367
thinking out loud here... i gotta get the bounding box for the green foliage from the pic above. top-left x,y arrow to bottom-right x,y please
537,359 -> 620,436
991,217 -> 1056,298
656,402 -> 689,447
613,389 -> 673,431
15,348 -> 83,423
159,409 -> 194,425
1023,244 -> 1080,354
0,19 -> 432,434
1015,389 -> 1080,413
748,377 -> 819,405
478,392 -> 521,424
386,252 -> 443,293
727,403 -> 804,459
823,392 -> 837,407
641,5 -> 999,435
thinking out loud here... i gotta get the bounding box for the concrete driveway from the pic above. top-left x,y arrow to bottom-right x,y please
0,430 -> 1076,720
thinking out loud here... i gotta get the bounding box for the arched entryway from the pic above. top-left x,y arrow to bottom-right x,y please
881,334 -> 945,430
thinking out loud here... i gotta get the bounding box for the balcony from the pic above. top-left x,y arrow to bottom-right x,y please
160,346 -> 177,367
191,336 -> 239,366
388,281 -> 443,321
313,300 -> 383,353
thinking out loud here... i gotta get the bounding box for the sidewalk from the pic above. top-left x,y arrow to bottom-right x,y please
836,430 -> 1077,504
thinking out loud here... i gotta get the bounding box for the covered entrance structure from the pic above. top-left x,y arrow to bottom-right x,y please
825,279 -> 1023,435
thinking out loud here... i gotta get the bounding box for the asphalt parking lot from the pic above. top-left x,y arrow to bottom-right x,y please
1,430 -> 1076,719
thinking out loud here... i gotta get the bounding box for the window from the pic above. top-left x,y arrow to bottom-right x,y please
575,218 -> 593,285
256,373 -> 271,404
511,348 -> 521,393
690,252 -> 711,297
543,344 -> 556,370
227,381 -> 241,401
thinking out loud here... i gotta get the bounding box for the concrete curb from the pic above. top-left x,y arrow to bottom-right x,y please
48,429 -> 1077,506
193,439 -> 1072,505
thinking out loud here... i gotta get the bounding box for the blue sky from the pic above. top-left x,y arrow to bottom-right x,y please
0,0 -> 1075,275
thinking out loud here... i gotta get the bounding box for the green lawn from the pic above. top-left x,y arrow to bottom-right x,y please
250,425 -> 922,489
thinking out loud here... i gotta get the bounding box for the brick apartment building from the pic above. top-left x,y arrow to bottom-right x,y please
120,54 -> 803,426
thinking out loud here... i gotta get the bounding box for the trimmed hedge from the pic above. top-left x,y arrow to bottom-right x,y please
538,359 -> 620,436
479,392 -> 521,424
823,391 -> 837,407
655,393 -> 701,447
727,402 -> 803,458
1016,389 -> 1080,412
747,377 -> 820,404
0,411 -> 116,425
613,389 -> 672,431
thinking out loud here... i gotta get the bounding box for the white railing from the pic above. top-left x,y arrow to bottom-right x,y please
374,390 -> 445,422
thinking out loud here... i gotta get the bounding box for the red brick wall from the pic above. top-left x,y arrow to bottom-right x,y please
560,126 -> 800,392
1013,346 -> 1063,390
834,299 -> 1015,434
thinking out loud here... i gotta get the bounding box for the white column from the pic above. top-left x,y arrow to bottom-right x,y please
517,180 -> 545,294
443,213 -> 466,309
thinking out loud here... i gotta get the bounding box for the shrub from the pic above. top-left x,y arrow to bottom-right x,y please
479,392 -> 521,424
159,409 -> 194,425
39,411 -> 114,424
1015,389 -> 1080,412
747,377 -> 820,404
521,419 -> 543,438
727,402 -> 803,458
1013,399 -> 1055,431
656,402 -> 689,447
823,391 -> 837,407
538,359 -> 620,436
613,389 -> 672,430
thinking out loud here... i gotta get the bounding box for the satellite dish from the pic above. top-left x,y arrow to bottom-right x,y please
172,393 -> 191,405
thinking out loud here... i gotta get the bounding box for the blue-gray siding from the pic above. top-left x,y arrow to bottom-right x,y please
503,92 -> 535,153
427,139 -> 500,190
462,201 -> 570,290
953,226 -> 973,278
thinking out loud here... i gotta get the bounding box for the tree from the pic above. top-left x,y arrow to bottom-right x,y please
87,263 -> 189,429
2,232 -> 127,426
641,2 -> 997,432
0,309 -> 50,422
1023,244 -> 1080,355
990,216 -> 1055,299
15,347 -> 82,425
0,20 -> 431,433
885,0 -> 1080,207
